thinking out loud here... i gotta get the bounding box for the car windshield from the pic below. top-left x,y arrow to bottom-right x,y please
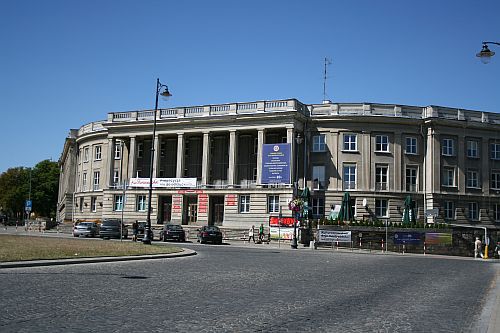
166,225 -> 182,230
102,220 -> 120,226
78,223 -> 93,227
205,226 -> 219,232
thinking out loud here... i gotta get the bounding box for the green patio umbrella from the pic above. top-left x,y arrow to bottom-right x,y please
300,187 -> 311,219
338,192 -> 354,222
402,195 -> 416,224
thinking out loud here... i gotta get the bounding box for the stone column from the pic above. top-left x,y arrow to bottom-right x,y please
482,138 -> 489,195
256,129 -> 265,185
393,131 -> 402,192
457,135 -> 465,193
152,134 -> 160,178
228,130 -> 237,186
107,138 -> 115,187
176,133 -> 185,178
201,132 -> 211,185
128,136 -> 136,180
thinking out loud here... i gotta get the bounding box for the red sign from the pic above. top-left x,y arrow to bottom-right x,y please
269,216 -> 295,227
225,194 -> 237,206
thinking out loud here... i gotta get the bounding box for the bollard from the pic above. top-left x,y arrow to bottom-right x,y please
381,239 -> 384,253
423,242 -> 426,255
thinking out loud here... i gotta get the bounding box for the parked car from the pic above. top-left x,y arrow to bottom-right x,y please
73,222 -> 99,238
99,219 -> 128,239
197,226 -> 223,244
159,224 -> 186,242
136,221 -> 154,241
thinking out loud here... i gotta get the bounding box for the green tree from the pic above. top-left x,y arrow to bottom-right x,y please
0,167 -> 30,219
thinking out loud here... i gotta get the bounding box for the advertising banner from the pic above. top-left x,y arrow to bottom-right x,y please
425,233 -> 452,245
269,216 -> 296,227
317,230 -> 352,243
129,177 -> 197,188
393,232 -> 422,245
270,227 -> 295,240
261,143 -> 291,184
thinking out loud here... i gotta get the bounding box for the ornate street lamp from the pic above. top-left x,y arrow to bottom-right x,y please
476,42 -> 500,64
143,78 -> 171,244
291,132 -> 303,249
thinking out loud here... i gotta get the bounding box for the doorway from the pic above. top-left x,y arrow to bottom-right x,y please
183,196 -> 197,225
210,196 -> 224,226
159,196 -> 172,224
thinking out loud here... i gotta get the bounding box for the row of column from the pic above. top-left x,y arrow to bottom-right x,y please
107,127 -> 300,187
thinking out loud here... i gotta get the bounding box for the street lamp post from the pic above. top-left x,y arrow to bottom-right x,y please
291,133 -> 303,249
143,78 -> 171,245
476,41 -> 500,64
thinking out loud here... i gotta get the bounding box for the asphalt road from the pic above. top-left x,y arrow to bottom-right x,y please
0,239 -> 498,332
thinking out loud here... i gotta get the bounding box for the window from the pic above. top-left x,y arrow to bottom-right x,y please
160,142 -> 165,157
405,137 -> 417,155
83,147 -> 89,162
375,135 -> 389,152
406,167 -> 417,192
444,201 -> 455,220
114,195 -> 123,212
312,134 -> 326,152
93,171 -> 100,191
239,195 -> 250,213
442,167 -> 455,187
79,197 -> 84,212
312,165 -> 326,189
468,202 -> 478,221
94,145 -> 102,161
137,143 -> 144,158
267,195 -> 280,213
91,197 -> 97,212
343,164 -> 356,190
466,170 -> 479,188
467,140 -> 479,158
375,165 -> 388,191
491,143 -> 500,160
312,197 -> 325,217
442,138 -> 454,156
343,134 -> 357,151
491,171 -> 500,190
494,204 -> 500,222
137,195 -> 147,212
375,199 -> 388,217
114,143 -> 122,160
82,172 -> 87,191
113,169 -> 119,186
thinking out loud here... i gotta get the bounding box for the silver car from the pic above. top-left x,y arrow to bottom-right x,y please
73,222 -> 99,238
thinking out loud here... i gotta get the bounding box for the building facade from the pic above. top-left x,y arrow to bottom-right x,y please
57,99 -> 500,231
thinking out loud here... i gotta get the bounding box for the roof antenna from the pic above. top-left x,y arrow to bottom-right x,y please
323,57 -> 332,104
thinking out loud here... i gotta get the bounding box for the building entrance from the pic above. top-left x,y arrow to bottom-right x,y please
183,196 -> 197,225
159,196 -> 172,224
210,196 -> 224,226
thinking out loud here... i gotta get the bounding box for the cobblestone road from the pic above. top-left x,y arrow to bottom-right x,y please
0,243 -> 497,332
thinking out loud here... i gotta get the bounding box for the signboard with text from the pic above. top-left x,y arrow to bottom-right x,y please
393,232 -> 422,245
317,230 -> 352,243
261,143 -> 291,184
129,178 -> 197,188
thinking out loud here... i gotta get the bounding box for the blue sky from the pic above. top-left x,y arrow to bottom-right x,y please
1,0 -> 499,173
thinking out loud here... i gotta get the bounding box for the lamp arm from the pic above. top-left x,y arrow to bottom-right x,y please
483,41 -> 500,47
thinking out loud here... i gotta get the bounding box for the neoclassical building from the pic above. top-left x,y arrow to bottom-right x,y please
57,99 -> 500,231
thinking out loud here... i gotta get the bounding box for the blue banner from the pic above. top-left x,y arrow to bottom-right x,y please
261,143 -> 291,184
393,232 -> 422,245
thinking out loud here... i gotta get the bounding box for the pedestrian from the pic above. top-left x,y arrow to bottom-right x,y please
494,241 -> 500,259
248,225 -> 255,243
132,221 -> 138,242
258,223 -> 264,243
474,237 -> 483,259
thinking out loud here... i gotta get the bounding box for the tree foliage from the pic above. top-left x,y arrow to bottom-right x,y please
0,160 -> 59,219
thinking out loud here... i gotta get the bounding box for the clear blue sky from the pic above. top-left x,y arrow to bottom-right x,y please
1,0 -> 499,173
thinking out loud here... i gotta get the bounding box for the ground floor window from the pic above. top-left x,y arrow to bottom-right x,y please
267,195 -> 279,213
137,195 -> 147,212
312,197 -> 325,217
114,195 -> 123,212
375,199 -> 388,218
444,201 -> 454,220
239,195 -> 250,213
468,202 -> 478,221
494,204 -> 500,222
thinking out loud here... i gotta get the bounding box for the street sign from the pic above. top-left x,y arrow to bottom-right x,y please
25,200 -> 32,212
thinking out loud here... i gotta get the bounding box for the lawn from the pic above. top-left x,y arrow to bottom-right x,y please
0,235 -> 182,262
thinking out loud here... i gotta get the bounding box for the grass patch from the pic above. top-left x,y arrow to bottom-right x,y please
0,235 -> 182,262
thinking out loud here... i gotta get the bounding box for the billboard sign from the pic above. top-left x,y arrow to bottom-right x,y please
269,216 -> 296,227
261,143 -> 291,184
393,232 -> 422,245
317,230 -> 352,243
129,178 -> 197,188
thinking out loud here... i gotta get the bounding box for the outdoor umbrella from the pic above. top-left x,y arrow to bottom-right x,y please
402,195 -> 416,224
338,192 -> 354,222
300,187 -> 311,219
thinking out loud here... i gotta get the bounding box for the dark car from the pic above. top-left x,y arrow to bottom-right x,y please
99,219 -> 128,239
197,226 -> 223,244
159,224 -> 186,242
136,221 -> 155,241
73,222 -> 99,237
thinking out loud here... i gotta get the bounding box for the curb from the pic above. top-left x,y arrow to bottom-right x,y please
0,248 -> 197,269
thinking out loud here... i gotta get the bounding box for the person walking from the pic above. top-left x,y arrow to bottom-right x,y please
474,237 -> 484,259
248,225 -> 255,243
132,221 -> 138,242
258,223 -> 265,243
494,241 -> 500,259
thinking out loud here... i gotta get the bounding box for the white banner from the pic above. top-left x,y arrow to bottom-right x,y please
129,178 -> 197,188
318,230 -> 352,243
270,227 -> 295,240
